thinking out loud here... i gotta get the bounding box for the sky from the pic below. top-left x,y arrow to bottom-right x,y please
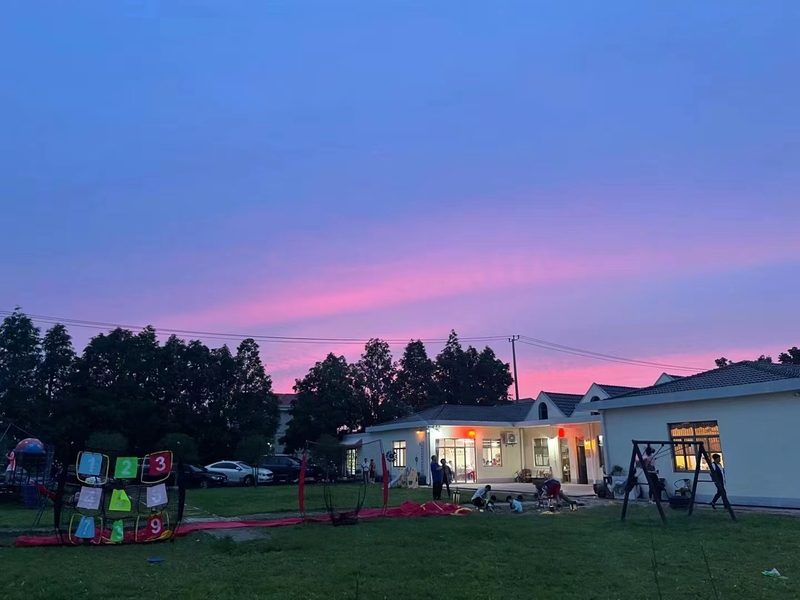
1,1 -> 799,396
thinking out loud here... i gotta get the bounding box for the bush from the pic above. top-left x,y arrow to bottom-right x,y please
85,431 -> 128,459
235,434 -> 271,466
157,433 -> 199,464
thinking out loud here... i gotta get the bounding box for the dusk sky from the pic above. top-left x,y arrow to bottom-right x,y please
2,1 -> 798,396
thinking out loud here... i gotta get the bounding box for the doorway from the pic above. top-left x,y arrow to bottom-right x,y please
436,438 -> 476,483
559,438 -> 571,483
576,438 -> 588,484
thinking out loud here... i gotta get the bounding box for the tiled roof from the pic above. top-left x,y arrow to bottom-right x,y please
611,361 -> 800,399
379,401 -> 535,427
542,392 -> 583,417
596,384 -> 640,398
665,374 -> 684,380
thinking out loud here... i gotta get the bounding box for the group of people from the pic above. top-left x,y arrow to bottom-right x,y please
429,455 -> 454,500
641,446 -> 727,508
361,458 -> 378,484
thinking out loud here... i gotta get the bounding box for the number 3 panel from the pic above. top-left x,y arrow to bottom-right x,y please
141,451 -> 173,484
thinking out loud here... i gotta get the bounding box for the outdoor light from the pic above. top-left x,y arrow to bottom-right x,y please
558,428 -> 565,438
467,429 -> 476,439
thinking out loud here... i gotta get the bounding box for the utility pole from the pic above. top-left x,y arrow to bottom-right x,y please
509,335 -> 520,401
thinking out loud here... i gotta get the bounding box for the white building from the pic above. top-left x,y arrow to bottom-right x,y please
274,394 -> 296,453
593,361 -> 800,508
342,383 -> 623,488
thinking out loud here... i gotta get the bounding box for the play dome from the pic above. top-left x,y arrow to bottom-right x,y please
14,437 -> 45,454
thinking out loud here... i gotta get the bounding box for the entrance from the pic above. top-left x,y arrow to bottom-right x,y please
576,438 -> 589,484
436,438 -> 476,483
559,438 -> 571,483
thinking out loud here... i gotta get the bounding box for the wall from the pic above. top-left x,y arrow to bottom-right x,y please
522,423 -> 603,484
602,391 -> 800,508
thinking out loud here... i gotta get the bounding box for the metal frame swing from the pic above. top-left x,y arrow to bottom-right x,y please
621,439 -> 735,524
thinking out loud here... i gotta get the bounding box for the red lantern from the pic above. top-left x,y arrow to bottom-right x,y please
467,429 -> 476,439
557,428 -> 565,438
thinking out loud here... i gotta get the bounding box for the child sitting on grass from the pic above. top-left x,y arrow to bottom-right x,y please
507,495 -> 523,513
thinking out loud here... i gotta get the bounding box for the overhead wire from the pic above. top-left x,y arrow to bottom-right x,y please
0,309 -> 706,372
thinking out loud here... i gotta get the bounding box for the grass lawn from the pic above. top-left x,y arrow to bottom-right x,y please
185,484 -> 436,517
2,505 -> 799,599
0,503 -> 51,529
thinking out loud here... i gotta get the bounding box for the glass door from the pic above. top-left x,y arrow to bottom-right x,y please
559,438 -> 571,483
436,439 -> 476,483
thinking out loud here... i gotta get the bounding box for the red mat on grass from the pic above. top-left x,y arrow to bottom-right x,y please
14,501 -> 468,547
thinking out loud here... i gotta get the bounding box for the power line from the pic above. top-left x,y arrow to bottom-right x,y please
0,309 -> 706,372
0,310 -> 508,346
517,338 -> 703,372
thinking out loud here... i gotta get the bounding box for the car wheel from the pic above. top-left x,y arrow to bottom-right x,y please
200,479 -> 210,489
243,475 -> 254,486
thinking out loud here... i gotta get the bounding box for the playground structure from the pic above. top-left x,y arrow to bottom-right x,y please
51,449 -> 185,545
1,424 -> 57,524
621,439 -> 735,524
299,439 -> 388,525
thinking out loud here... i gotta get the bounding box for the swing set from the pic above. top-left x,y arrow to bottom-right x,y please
620,439 -> 735,524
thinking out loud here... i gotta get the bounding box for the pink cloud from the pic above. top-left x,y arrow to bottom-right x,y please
166,231 -> 799,331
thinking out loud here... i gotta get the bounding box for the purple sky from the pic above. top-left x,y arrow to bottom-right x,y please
2,1 -> 798,396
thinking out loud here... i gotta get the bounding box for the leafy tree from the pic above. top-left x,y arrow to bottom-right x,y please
40,324 -> 76,404
0,308 -> 43,431
779,347 -> 800,365
230,339 -> 280,443
235,433 -> 271,465
395,340 -> 437,412
309,433 -> 344,475
714,357 -> 731,368
434,331 -> 472,405
469,346 -> 514,405
86,431 -> 128,459
282,353 -> 368,451
356,338 -> 403,424
158,433 -> 199,463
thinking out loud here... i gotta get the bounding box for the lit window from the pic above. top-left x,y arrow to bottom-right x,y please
482,439 -> 502,467
668,421 -> 723,472
533,438 -> 549,467
539,403 -> 548,420
392,440 -> 406,468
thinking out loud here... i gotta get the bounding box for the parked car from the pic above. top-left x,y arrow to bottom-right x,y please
258,455 -> 325,484
178,464 -> 226,488
205,461 -> 273,485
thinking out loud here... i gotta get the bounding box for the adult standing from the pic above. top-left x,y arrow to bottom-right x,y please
368,459 -> 377,484
440,458 -> 453,498
430,455 -> 443,500
709,454 -> 727,509
362,458 -> 369,484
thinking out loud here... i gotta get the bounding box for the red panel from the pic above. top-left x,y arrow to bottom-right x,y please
298,454 -> 306,513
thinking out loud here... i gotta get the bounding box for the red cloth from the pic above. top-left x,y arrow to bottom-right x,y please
14,501 -> 468,547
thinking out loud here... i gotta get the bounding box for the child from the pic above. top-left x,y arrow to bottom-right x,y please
507,495 -> 523,513
487,495 -> 497,512
471,485 -> 492,510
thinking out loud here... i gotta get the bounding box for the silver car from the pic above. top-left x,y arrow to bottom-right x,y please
205,461 -> 273,485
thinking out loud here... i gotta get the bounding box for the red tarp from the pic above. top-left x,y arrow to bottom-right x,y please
14,501 -> 469,547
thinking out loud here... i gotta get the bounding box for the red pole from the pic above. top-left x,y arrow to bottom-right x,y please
298,454 -> 307,514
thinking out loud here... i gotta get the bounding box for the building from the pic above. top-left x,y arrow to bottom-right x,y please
593,361 -> 800,508
342,382 -> 623,487
274,393 -> 296,453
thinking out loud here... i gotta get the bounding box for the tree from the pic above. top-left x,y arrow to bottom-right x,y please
0,308 -> 43,431
40,324 -> 76,404
235,433 -> 270,465
715,357 -> 731,368
158,433 -> 199,463
434,331 -> 471,405
281,353 -> 368,451
356,338 -> 403,424
86,431 -> 128,459
395,340 -> 437,412
469,346 -> 514,405
229,339 -> 280,444
779,347 -> 800,365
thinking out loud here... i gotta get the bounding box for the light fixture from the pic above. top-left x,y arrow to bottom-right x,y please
558,428 -> 565,438
467,429 -> 476,439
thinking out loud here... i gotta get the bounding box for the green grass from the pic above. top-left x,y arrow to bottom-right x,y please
2,505 -> 799,599
0,503 -> 51,529
186,484 -> 435,517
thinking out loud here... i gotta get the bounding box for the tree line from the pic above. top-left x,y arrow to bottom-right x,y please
715,348 -> 800,368
0,309 -> 514,461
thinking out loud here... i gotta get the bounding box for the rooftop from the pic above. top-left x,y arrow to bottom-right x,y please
375,401 -> 536,428
542,392 -> 583,417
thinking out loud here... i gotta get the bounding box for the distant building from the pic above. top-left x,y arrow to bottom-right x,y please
274,393 -> 297,453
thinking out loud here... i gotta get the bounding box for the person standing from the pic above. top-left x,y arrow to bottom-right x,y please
4,450 -> 15,483
430,455 -> 443,500
362,458 -> 369,484
440,458 -> 453,498
709,454 -> 727,509
368,459 -> 377,484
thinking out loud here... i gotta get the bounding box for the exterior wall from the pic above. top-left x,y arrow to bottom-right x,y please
429,426 -> 524,484
343,429 -> 428,481
602,391 -> 800,508
521,423 -> 604,484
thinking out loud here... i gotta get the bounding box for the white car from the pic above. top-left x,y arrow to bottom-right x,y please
205,461 -> 273,485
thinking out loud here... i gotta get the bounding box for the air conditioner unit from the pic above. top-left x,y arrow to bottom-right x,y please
504,432 -> 518,445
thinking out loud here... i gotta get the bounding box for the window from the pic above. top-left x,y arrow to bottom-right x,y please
482,439 -> 502,467
436,438 -> 476,483
392,440 -> 407,468
539,403 -> 548,420
669,421 -> 723,472
533,438 -> 549,467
